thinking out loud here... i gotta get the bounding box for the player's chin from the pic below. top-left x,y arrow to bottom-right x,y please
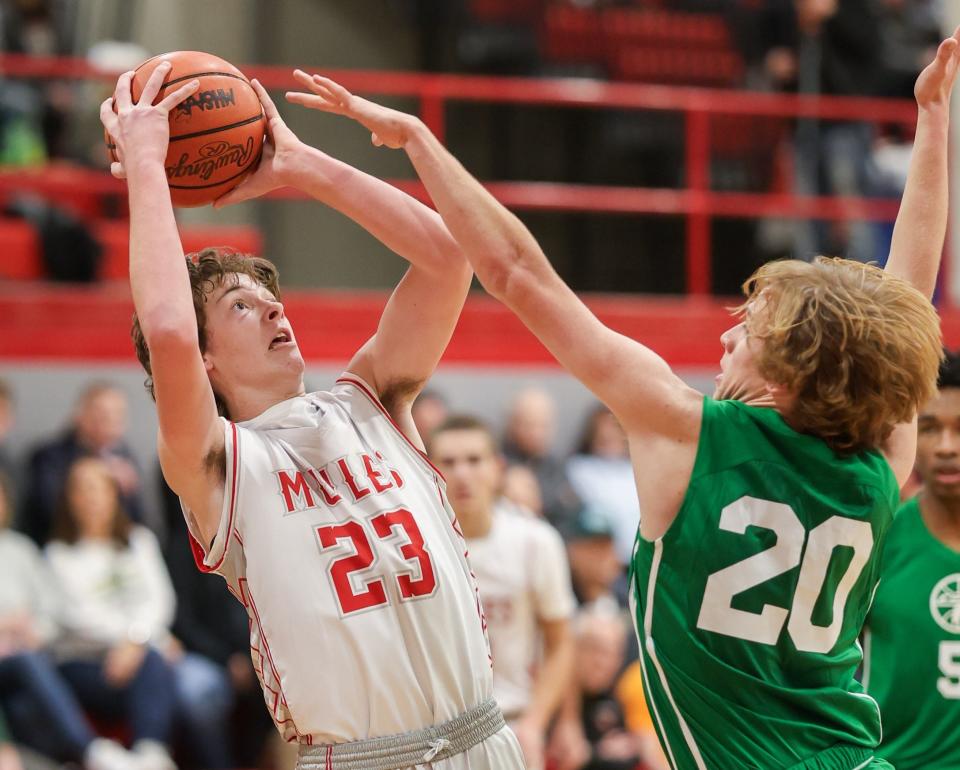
932,479 -> 960,500
269,343 -> 304,364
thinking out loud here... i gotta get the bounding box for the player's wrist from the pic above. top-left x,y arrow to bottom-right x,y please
917,102 -> 952,123
280,141 -> 322,188
124,157 -> 168,184
402,117 -> 429,151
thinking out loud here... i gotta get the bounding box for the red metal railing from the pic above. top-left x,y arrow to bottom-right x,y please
0,53 -> 920,297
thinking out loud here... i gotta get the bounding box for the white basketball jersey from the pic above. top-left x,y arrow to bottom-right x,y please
466,505 -> 575,718
184,374 -> 492,745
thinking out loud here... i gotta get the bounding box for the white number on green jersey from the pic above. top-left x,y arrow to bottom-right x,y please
696,496 -> 873,654
938,640 -> 960,698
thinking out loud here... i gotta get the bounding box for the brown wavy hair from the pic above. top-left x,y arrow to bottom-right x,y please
51,457 -> 131,547
131,247 -> 281,418
740,257 -> 942,455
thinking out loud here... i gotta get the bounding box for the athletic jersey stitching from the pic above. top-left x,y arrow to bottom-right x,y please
242,571 -> 303,739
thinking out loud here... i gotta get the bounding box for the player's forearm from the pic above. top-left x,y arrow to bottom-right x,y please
126,161 -> 197,341
403,122 -> 553,301
885,105 -> 951,299
289,145 -> 470,279
523,632 -> 575,731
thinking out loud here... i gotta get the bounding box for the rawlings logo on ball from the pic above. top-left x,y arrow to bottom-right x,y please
175,88 -> 236,120
166,136 -> 256,181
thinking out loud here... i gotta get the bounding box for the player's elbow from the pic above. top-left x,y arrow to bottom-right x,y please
475,245 -> 523,301
141,316 -> 199,354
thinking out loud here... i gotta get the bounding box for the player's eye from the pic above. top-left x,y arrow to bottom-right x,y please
233,300 -> 247,311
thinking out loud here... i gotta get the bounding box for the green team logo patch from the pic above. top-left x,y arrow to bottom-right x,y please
930,573 -> 960,633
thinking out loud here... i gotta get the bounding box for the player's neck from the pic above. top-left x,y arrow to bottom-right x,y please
458,509 -> 494,539
919,488 -> 960,551
223,382 -> 307,422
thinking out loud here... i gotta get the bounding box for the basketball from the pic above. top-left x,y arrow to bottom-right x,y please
105,51 -> 265,207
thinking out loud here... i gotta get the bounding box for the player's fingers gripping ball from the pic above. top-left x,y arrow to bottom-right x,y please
105,50 -> 266,207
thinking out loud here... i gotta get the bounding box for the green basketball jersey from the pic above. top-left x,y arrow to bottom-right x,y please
630,397 -> 899,770
864,496 -> 960,770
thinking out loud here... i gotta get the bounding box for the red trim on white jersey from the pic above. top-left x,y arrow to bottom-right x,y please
335,374 -> 446,482
242,574 -> 303,739
188,421 -> 240,573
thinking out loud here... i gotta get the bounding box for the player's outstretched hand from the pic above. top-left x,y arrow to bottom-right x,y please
285,70 -> 420,149
915,25 -> 960,111
214,79 -> 305,208
99,61 -> 199,180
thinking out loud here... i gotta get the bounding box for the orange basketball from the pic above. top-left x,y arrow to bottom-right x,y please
106,51 -> 265,208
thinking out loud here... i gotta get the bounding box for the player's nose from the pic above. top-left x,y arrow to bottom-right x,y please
938,429 -> 960,456
265,300 -> 284,321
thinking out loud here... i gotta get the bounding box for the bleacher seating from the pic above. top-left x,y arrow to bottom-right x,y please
539,5 -> 744,87
0,220 -> 43,280
94,222 -> 264,281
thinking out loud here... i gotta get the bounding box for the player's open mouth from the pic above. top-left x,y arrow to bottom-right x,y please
269,332 -> 292,350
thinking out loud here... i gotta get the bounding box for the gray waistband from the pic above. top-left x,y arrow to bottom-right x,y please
296,698 -> 505,770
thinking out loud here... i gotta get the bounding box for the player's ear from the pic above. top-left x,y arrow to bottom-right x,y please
201,351 -> 215,372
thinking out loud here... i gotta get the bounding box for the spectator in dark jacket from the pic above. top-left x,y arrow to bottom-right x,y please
730,0 -> 884,263
502,387 -> 583,537
21,382 -> 145,545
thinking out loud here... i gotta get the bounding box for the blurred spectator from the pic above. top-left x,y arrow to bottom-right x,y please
613,660 -> 670,770
877,0 -> 943,99
22,382 -> 146,545
792,0 -> 884,264
550,608 -> 667,770
431,415 -> 576,770
411,388 -> 449,444
0,0 -> 73,163
566,509 -> 627,612
160,476 -> 274,770
502,462 -> 544,517
0,471 -> 136,770
503,387 -> 583,535
0,381 -> 14,496
45,457 -> 180,770
730,0 -> 883,263
566,406 -> 639,565
0,711 -> 21,770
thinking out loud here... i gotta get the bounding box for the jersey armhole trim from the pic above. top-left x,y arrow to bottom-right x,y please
336,372 -> 446,482
188,420 -> 240,574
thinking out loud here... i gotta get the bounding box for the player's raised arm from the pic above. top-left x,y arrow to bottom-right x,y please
881,28 -> 959,484
218,76 -> 472,443
101,65 -> 225,542
884,26 -> 960,297
288,75 -> 702,444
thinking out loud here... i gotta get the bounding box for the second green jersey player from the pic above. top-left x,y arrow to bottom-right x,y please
864,352 -> 960,770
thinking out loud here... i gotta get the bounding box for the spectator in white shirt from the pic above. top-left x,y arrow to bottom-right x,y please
45,456 -> 179,770
430,415 -> 576,770
566,405 -> 640,565
0,469 -> 137,770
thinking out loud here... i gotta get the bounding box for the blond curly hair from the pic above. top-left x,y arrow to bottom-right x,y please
740,257 -> 942,455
